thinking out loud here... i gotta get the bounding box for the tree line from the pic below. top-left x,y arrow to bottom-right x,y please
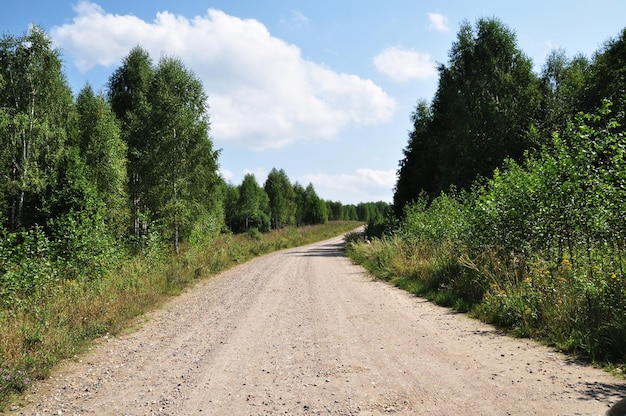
0,26 -> 388,269
393,18 -> 626,217
223,169 -> 388,234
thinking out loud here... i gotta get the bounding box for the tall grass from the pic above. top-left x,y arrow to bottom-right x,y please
0,221 -> 360,409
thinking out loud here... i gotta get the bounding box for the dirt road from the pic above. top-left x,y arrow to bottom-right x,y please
14,234 -> 626,415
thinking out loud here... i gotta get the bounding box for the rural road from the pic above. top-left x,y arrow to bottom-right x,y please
15,234 -> 626,415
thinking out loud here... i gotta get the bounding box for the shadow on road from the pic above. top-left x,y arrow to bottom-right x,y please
290,241 -> 346,258
582,380 -> 626,407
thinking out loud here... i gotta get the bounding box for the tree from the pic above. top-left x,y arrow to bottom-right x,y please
344,204 -> 358,221
538,49 -> 589,139
356,201 -> 389,223
293,182 -> 306,226
108,47 -> 153,239
145,56 -> 221,253
223,183 -> 240,231
236,174 -> 269,232
264,168 -> 296,229
75,84 -> 128,236
432,18 -> 542,192
0,26 -> 74,231
302,183 -> 327,225
110,51 -> 222,251
326,201 -> 344,221
393,101 -> 435,216
393,18 -> 543,217
581,28 -> 626,132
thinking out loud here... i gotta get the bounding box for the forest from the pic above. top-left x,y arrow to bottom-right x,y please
349,18 -> 626,366
0,26 -> 386,404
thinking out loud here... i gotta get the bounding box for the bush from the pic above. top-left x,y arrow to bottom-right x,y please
247,227 -> 263,241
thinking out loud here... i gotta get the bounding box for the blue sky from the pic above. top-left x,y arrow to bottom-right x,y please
2,1 -> 626,205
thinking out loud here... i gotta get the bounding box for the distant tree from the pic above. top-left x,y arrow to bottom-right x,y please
264,168 -> 296,229
356,201 -> 389,223
326,201 -> 344,221
223,182 -> 239,231
302,183 -> 327,225
293,182 -> 306,226
344,204 -> 358,221
236,174 -> 269,232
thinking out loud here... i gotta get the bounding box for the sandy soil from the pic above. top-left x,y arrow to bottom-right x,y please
10,234 -> 626,415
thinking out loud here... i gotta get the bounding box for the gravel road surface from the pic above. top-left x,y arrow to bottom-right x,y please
14,234 -> 626,415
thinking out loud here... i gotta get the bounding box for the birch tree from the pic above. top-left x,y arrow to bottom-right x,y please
145,57 -> 220,253
108,47 -> 153,239
0,26 -> 74,230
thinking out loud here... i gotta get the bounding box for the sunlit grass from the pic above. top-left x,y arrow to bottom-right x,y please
346,234 -> 626,370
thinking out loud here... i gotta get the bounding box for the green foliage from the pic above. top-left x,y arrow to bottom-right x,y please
0,226 -> 56,309
144,56 -> 222,253
246,227 -> 263,241
0,26 -> 75,231
351,102 -> 626,365
401,191 -> 470,249
393,18 -> 543,214
393,101 -> 435,214
300,183 -> 328,225
231,174 -> 270,233
108,50 -> 223,252
49,208 -> 122,282
582,28 -> 626,122
264,168 -> 296,229
382,21 -> 626,365
474,159 -> 543,257
538,50 -> 589,138
75,84 -> 129,237
108,46 -> 154,241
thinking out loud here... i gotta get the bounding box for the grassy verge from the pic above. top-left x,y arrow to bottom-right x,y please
0,221 -> 360,409
345,230 -> 626,374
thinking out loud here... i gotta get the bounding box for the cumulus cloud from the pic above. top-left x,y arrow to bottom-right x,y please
428,12 -> 449,32
373,47 -> 436,82
301,168 -> 396,203
51,2 -> 396,151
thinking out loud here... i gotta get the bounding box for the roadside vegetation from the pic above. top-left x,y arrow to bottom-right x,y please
0,221 -> 360,408
348,20 -> 626,370
0,26 -> 388,408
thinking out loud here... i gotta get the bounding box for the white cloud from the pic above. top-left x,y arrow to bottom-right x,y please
51,2 -> 396,151
290,10 -> 310,27
373,47 -> 436,82
427,12 -> 449,32
301,168 -> 396,203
